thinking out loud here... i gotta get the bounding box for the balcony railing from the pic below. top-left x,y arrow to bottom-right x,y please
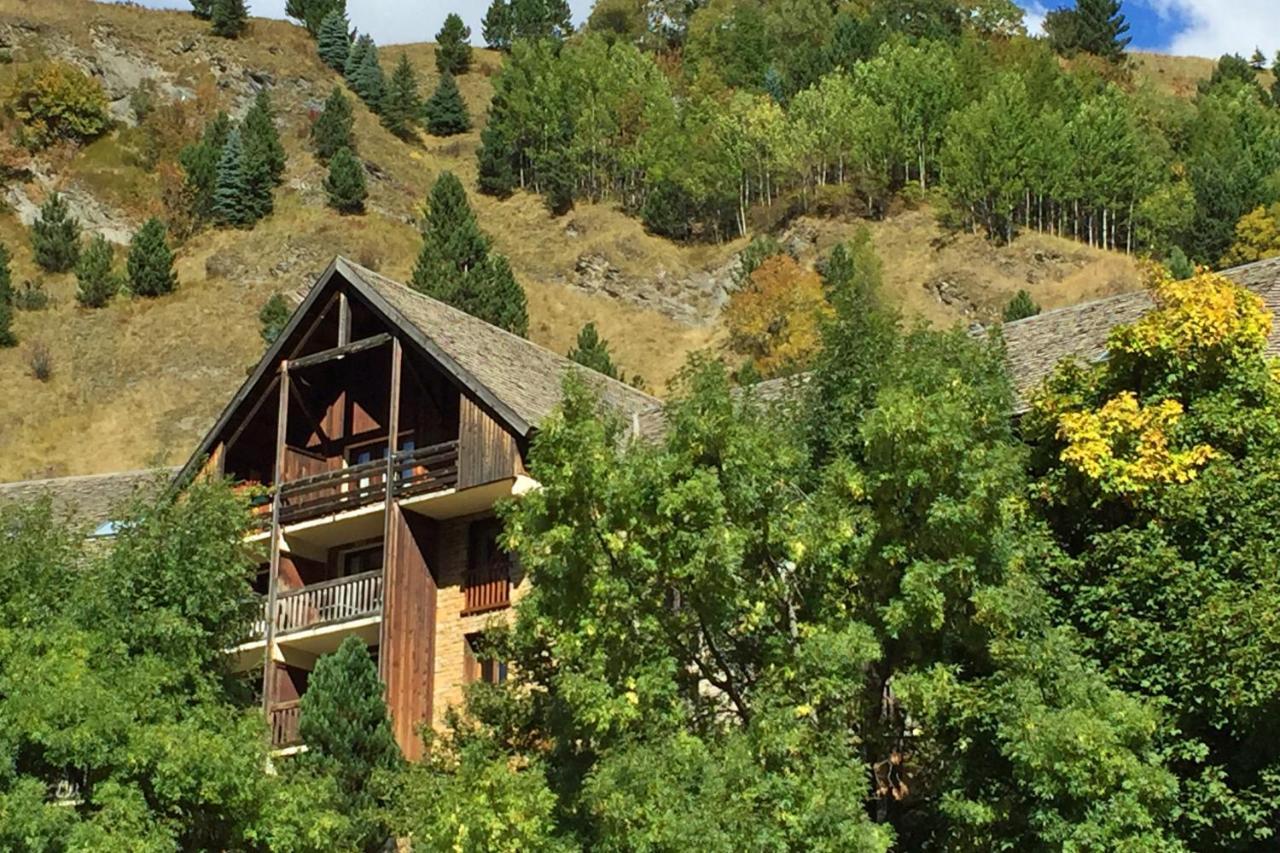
463,557 -> 511,615
275,569 -> 383,635
266,440 -> 459,526
269,700 -> 302,748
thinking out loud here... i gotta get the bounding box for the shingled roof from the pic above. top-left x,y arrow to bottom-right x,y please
344,260 -> 661,429
996,256 -> 1280,412
0,468 -> 175,531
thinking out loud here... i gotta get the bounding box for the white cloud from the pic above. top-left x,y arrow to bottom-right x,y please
1146,0 -> 1280,58
1021,2 -> 1049,37
114,0 -> 594,45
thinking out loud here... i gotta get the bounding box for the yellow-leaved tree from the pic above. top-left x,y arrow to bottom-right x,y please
1220,203 -> 1280,268
7,60 -> 110,150
725,254 -> 830,378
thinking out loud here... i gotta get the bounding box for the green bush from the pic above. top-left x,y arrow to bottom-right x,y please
75,235 -> 120,308
8,61 -> 110,149
1002,288 -> 1041,322
258,292 -> 290,344
127,218 -> 178,297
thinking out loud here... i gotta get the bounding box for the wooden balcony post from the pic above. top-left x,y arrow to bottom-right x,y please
379,338 -> 402,684
262,360 -> 290,715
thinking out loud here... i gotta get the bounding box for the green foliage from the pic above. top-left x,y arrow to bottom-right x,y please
1165,245 -> 1194,280
7,60 -> 110,150
424,72 -> 471,137
297,635 -> 400,850
213,129 -> 254,228
180,112 -> 232,224
241,90 -> 284,219
348,35 -> 385,113
1046,0 -> 1131,61
411,172 -> 528,335
1199,53 -> 1259,96
435,12 -> 473,75
75,234 -> 120,308
566,321 -> 618,378
324,145 -> 367,213
127,217 -> 177,298
1002,288 -> 1041,321
190,0 -> 212,19
733,234 -> 789,287
311,86 -> 355,161
0,243 -> 13,348
30,192 -> 81,273
343,29 -> 372,82
258,291 -> 290,344
210,0 -> 248,38
316,7 -> 351,71
482,0 -> 513,50
381,53 -> 422,138
285,0 -> 344,37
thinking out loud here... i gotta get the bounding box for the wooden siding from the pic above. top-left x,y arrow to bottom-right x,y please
457,396 -> 521,490
382,504 -> 438,760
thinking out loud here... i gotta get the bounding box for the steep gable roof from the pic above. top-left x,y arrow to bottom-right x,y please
0,468 -> 176,530
175,257 -> 661,485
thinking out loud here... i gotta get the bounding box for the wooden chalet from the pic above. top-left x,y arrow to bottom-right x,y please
176,257 -> 658,758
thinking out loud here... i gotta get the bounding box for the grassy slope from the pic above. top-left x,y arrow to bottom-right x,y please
1,2 -> 1198,481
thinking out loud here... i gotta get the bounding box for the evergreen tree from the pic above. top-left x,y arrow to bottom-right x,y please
179,112 -> 232,224
1250,47 -> 1266,70
242,91 -> 284,220
568,322 -> 618,378
1165,246 -> 1194,280
344,32 -> 372,85
1002,289 -> 1040,322
350,37 -> 386,113
75,234 -> 120,308
1073,0 -> 1131,62
30,192 -> 81,274
286,0 -> 344,37
298,636 -> 400,850
510,0 -> 573,41
1273,51 -> 1280,107
477,104 -> 517,197
127,218 -> 177,297
213,129 -> 254,228
311,87 -> 355,163
324,146 -> 367,214
316,7 -> 351,72
411,172 -> 527,336
259,292 -> 290,344
0,243 -> 14,347
190,0 -> 212,19
423,72 -> 470,137
482,0 -> 513,50
210,0 -> 248,38
434,13 -> 473,76
381,54 -> 422,138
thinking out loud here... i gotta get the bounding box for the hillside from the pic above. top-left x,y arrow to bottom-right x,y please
0,0 -> 1156,482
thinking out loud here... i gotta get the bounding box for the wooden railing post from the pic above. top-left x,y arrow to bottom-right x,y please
379,338 -> 401,686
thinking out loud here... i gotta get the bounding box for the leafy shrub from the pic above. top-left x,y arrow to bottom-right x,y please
7,61 -> 110,149
258,292 -> 290,344
26,340 -> 52,381
13,280 -> 50,311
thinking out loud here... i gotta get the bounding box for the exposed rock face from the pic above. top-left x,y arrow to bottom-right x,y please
567,252 -> 738,326
923,276 -> 979,316
6,177 -> 136,245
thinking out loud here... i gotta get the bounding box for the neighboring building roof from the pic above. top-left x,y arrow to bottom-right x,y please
0,468 -> 176,531
996,256 -> 1280,412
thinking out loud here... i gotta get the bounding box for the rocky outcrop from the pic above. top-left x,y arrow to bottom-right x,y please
6,176 -> 136,245
567,252 -> 739,326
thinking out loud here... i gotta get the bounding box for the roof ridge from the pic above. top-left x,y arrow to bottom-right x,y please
0,467 -> 175,489
338,257 -> 663,408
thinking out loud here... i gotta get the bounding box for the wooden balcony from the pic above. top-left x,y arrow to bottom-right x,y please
275,569 -> 383,635
269,700 -> 302,749
463,557 -> 511,615
273,440 -> 460,526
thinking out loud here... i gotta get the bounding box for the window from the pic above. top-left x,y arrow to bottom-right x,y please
464,519 -> 510,614
464,633 -> 508,685
338,543 -> 383,577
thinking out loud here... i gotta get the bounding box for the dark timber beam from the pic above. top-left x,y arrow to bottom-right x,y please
378,337 -> 403,686
288,333 -> 391,371
337,292 -> 351,347
224,374 -> 281,456
288,378 -> 332,451
262,361 -> 290,715
288,292 -> 339,360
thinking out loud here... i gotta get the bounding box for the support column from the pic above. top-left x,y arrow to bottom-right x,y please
261,361 -> 290,716
378,338 -> 402,682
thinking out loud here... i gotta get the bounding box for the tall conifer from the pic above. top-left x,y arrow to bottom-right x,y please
351,37 -> 386,112
311,86 -> 355,162
435,13 -> 473,75
424,72 -> 470,137
381,54 -> 423,138
482,0 -> 513,50
213,129 -> 253,228
317,8 -> 351,71
210,0 -> 248,38
324,146 -> 367,214
31,193 -> 81,273
127,218 -> 178,297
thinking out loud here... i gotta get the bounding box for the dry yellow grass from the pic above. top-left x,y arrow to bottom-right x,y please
0,0 -> 1150,481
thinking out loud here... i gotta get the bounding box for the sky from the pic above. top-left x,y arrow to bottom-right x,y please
117,1 -> 1278,60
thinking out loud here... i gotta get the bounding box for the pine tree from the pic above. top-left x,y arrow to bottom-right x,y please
259,292 -> 289,344
424,72 -> 470,137
324,146 -> 367,213
127,218 -> 177,298
477,108 -> 517,197
411,173 -> 527,335
1250,48 -> 1266,70
190,0 -> 212,20
298,635 -> 400,844
213,129 -> 254,228
0,243 -> 14,347
1002,289 -> 1040,322
568,322 -> 618,378
286,0 -> 343,37
311,86 -> 355,161
210,0 -> 248,38
482,0 -> 513,50
31,192 -> 81,274
351,37 -> 386,113
242,91 -> 284,221
1074,0 -> 1130,62
316,8 -> 351,72
435,13 -> 473,75
75,234 -> 119,308
344,32 -> 371,85
381,54 -> 422,138
179,112 -> 231,224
